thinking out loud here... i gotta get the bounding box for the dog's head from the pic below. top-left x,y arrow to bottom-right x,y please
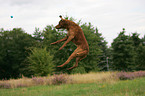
55,15 -> 68,29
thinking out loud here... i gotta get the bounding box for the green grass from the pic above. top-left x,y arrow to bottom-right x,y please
0,78 -> 145,96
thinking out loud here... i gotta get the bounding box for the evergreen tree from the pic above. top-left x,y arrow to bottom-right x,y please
33,28 -> 43,42
131,32 -> 141,47
135,35 -> 145,70
111,28 -> 135,71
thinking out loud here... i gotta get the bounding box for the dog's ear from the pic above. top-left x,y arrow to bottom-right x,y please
59,15 -> 64,20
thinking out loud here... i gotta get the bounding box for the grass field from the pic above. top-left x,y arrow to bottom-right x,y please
0,78 -> 145,96
0,72 -> 145,96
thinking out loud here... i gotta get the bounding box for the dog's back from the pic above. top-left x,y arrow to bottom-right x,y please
65,20 -> 89,51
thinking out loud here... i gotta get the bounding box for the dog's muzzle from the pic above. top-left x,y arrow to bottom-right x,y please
55,25 -> 61,29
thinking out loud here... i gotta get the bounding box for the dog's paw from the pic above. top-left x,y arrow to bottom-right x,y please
59,47 -> 63,50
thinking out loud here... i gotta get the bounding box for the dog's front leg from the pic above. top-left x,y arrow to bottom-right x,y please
51,36 -> 67,45
59,35 -> 74,50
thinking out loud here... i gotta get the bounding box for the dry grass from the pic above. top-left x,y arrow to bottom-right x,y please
69,71 -> 118,84
0,72 -> 117,88
0,77 -> 32,88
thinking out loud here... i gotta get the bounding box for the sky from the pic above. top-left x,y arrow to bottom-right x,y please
0,0 -> 145,46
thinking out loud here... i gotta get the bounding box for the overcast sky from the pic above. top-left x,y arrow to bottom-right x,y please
0,0 -> 145,46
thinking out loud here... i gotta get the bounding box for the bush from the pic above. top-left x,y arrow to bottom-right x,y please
0,82 -> 11,89
117,71 -> 145,80
27,47 -> 54,76
51,74 -> 70,85
32,77 -> 45,85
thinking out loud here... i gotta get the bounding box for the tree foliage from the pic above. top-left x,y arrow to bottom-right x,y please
132,34 -> 145,70
0,28 -> 35,79
111,29 -> 135,71
111,29 -> 145,71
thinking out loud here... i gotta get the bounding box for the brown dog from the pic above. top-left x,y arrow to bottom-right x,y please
51,15 -> 89,70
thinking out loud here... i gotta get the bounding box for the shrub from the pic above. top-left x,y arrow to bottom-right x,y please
0,82 -> 11,89
51,74 -> 70,85
32,77 -> 45,85
117,71 -> 145,80
27,47 -> 54,76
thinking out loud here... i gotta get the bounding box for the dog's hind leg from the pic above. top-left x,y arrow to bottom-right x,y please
67,57 -> 80,70
57,51 -> 77,68
57,49 -> 88,68
67,55 -> 87,70
67,50 -> 88,70
76,50 -> 88,57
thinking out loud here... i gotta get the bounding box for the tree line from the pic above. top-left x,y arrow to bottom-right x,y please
0,17 -> 145,79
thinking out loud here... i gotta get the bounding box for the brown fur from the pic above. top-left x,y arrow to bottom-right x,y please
51,16 -> 89,70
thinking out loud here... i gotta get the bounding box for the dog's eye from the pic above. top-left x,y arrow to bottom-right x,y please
59,20 -> 65,25
60,20 -> 64,22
